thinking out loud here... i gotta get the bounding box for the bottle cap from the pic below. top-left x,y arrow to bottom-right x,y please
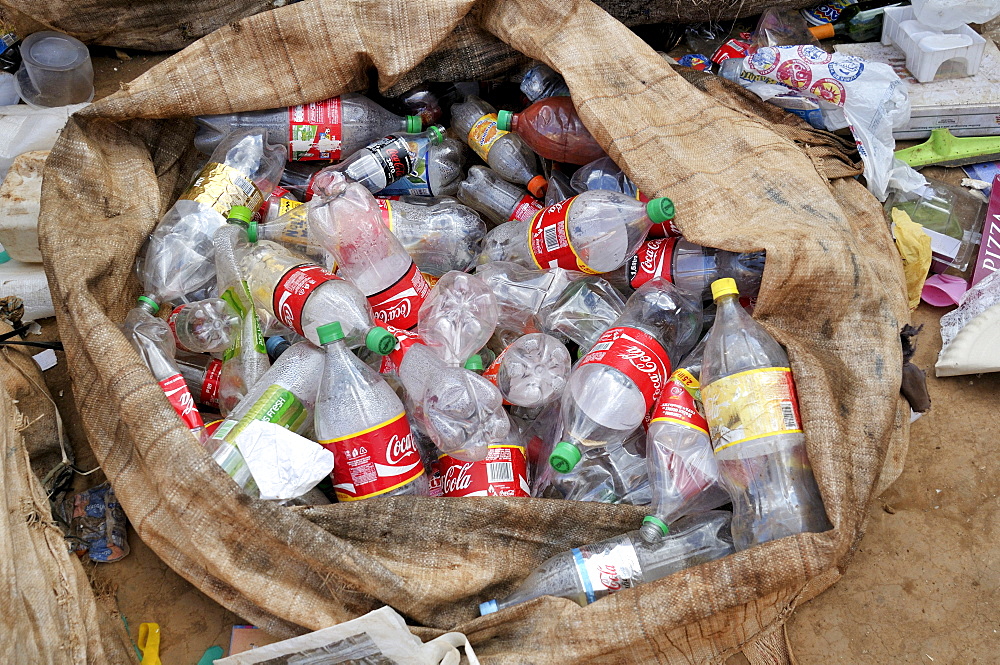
247,220 -> 258,243
646,197 -> 675,224
0,249 -> 9,264
137,295 -> 159,313
427,125 -> 444,145
366,326 -> 398,356
228,205 -> 254,226
479,599 -> 499,616
527,175 -> 547,198
711,277 -> 739,300
642,515 -> 670,537
809,23 -> 835,40
549,441 -> 582,473
316,321 -> 345,345
464,355 -> 484,372
265,335 -> 287,356
406,115 -> 423,133
496,109 -> 513,132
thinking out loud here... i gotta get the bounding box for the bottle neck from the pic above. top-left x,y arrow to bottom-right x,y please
509,114 -> 521,133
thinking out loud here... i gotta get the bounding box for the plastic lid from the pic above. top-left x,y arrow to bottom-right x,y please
22,31 -> 90,72
496,109 -> 513,132
809,23 -> 835,40
464,355 -> 484,372
0,249 -> 9,264
366,326 -> 398,356
228,205 -> 253,225
316,321 -> 345,345
137,295 -> 159,313
427,125 -> 444,145
527,175 -> 547,198
646,197 -> 675,224
549,441 -> 582,473
642,515 -> 670,537
479,599 -> 499,616
711,277 -> 739,300
265,335 -> 287,356
247,220 -> 258,243
406,115 -> 423,133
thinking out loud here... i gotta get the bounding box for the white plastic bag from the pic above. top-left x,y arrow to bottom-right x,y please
235,420 -> 334,501
0,104 -> 88,182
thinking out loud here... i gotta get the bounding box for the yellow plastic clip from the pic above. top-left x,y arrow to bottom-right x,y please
137,623 -> 162,665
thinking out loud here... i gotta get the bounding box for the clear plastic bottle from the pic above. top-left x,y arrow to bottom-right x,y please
519,62 -> 570,101
326,127 -> 444,194
479,511 -> 734,614
544,169 -> 576,207
141,129 -> 286,303
167,297 -> 240,354
497,96 -> 604,165
193,93 -> 422,160
308,170 -> 432,330
550,278 -> 702,473
571,156 -> 641,199
482,333 -> 571,408
375,198 -> 486,276
451,96 -> 547,198
437,414 -> 531,497
417,271 -> 498,367
701,278 -> 830,550
474,261 -> 589,337
377,133 -> 464,197
478,191 -> 675,274
176,351 -> 224,411
314,321 -> 427,500
457,165 -> 543,227
539,276 -> 627,351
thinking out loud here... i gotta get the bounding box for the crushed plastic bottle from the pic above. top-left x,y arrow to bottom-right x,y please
538,276 -> 627,351
475,261 -> 589,336
324,127 -> 443,194
175,351 -> 224,410
417,271 -> 499,367
375,198 -> 486,276
167,297 -> 240,354
482,333 -> 571,408
457,165 -> 543,227
497,96 -> 604,165
519,62 -> 570,101
544,169 -> 577,207
377,132 -> 464,197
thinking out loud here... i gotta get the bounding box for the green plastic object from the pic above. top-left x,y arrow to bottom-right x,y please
894,129 -> 1000,168
366,326 -> 398,356
642,515 -> 670,537
549,441 -> 582,473
427,125 -> 444,145
247,220 -> 258,243
406,115 -> 423,133
496,109 -> 513,132
197,646 -> 225,665
137,295 -> 159,313
0,249 -> 9,264
646,197 -> 675,224
317,321 -> 345,345
227,205 -> 254,225
464,355 -> 484,372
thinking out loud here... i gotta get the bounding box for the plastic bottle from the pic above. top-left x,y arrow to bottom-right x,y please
571,156 -> 641,199
308,170 -> 432,330
265,335 -> 292,362
451,96 -> 547,198
327,127 -> 444,194
437,415 -> 531,497
166,297 -> 240,354
417,271 -> 498,367
479,191 -> 675,274
482,333 -> 571,408
457,165 -> 543,227
550,278 -> 702,473
475,261 -> 590,337
175,351 -> 224,410
479,511 -> 735,614
314,321 -> 428,500
701,278 -> 830,550
120,296 -> 204,434
519,62 -> 570,102
497,96 -> 604,165
375,198 -> 486,276
388,81 -> 479,126
538,276 -> 627,351
808,0 -> 902,42
193,93 -> 422,160
544,169 -> 576,207
377,133 -> 465,197
141,128 -> 286,303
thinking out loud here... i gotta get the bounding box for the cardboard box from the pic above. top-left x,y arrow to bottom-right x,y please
229,625 -> 280,656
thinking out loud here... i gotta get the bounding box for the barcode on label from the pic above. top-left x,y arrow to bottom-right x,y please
591,341 -> 613,353
486,461 -> 514,483
543,225 -> 561,252
231,173 -> 257,200
780,401 -> 798,429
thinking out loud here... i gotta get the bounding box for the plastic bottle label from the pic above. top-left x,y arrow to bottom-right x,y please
571,535 -> 644,604
467,113 -> 508,161
278,197 -> 304,216
366,262 -> 430,330
199,358 -> 223,408
626,237 -> 678,290
158,373 -> 204,431
319,412 -> 425,501
673,367 -> 701,399
363,135 -> 415,190
508,194 -> 543,223
212,384 -> 310,444
650,373 -> 708,434
375,322 -> 422,374
288,96 -> 343,161
376,198 -> 395,231
272,264 -> 341,335
179,162 -> 263,216
166,304 -> 190,352
438,445 -> 529,497
481,344 -> 513,406
578,326 -> 672,412
701,367 -> 803,453
527,197 -> 597,274
378,140 -> 433,196
426,460 -> 444,497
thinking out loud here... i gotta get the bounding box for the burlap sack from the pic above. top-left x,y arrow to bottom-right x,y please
39,0 -> 910,662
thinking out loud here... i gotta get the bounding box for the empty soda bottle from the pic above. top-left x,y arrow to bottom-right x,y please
377,132 -> 464,197
497,96 -> 604,165
121,296 -> 204,434
479,191 -> 675,274
308,170 -> 432,330
279,162 -> 325,202
539,276 -> 627,351
375,198 -> 486,276
451,96 -> 547,198
314,321 -> 427,500
175,351 -> 224,411
550,278 -> 702,473
167,298 -> 240,354
417,271 -> 499,367
544,169 -> 576,207
194,93 -> 422,160
482,333 -> 571,408
475,261 -> 589,336
457,165 -> 543,227
519,62 -> 570,101
701,278 -> 829,550
258,185 -> 300,223
141,128 -> 286,303
479,511 -> 734,614
328,127 -> 444,194
438,414 -> 530,497
388,81 -> 479,126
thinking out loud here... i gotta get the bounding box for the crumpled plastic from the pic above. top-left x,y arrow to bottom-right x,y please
236,420 -> 334,501
890,208 -> 932,310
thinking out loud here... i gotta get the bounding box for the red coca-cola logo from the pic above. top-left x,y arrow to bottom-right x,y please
639,239 -> 666,274
385,430 -> 418,465
597,563 -> 622,591
384,146 -> 408,179
617,344 -> 665,398
442,462 -> 474,495
376,295 -> 412,324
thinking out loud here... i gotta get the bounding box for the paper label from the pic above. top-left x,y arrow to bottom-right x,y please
288,96 -> 343,160
578,326 -> 672,412
320,412 -> 424,501
273,264 -> 341,335
179,162 -> 263,215
438,445 -> 529,497
375,322 -> 422,374
158,373 -> 204,431
367,262 -> 430,330
527,197 -> 596,274
650,373 -> 708,434
702,367 -> 803,453
626,237 -> 677,290
572,535 -> 644,604
508,194 -> 544,223
467,113 -> 508,161
199,358 -> 223,408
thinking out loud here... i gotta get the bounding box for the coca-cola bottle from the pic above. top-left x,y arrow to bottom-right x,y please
438,414 -> 531,497
497,96 -> 604,165
417,271 -> 499,367
377,132 -> 464,197
374,198 -> 486,277
457,165 -> 543,227
314,321 -> 428,500
176,351 -> 224,411
538,276 -> 627,351
166,297 -> 240,354
482,333 -> 571,408
327,127 -> 444,194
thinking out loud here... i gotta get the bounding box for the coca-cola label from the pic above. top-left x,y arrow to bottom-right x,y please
625,237 -> 677,291
527,197 -> 597,274
367,261 -> 430,330
365,135 -> 415,189
467,113 -> 508,161
508,194 -> 543,223
578,326 -> 672,412
438,445 -> 529,497
481,344 -> 513,406
319,412 -> 425,501
272,264 -> 341,335
199,358 -> 223,409
427,460 -> 444,497
376,198 -> 395,231
650,373 -> 708,434
378,139 -> 434,196
158,373 -> 204,431
288,96 -> 343,161
166,304 -> 190,352
571,535 -> 644,604
375,322 -> 422,374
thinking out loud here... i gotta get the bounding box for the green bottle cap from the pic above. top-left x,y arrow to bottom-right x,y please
496,109 -> 513,132
406,115 -> 423,133
427,125 -> 444,145
247,220 -> 258,243
228,205 -> 254,225
316,321 -> 345,345
464,355 -> 484,372
0,249 -> 9,264
646,197 -> 675,224
642,515 -> 670,537
137,295 -> 159,314
366,326 -> 398,356
549,441 -> 582,473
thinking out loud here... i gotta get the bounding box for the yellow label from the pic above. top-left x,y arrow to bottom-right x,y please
278,198 -> 304,215
180,162 -> 263,215
467,113 -> 508,161
275,205 -> 310,250
673,368 -> 700,397
701,367 -> 802,453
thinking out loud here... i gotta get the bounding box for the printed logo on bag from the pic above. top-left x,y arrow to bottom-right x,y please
508,194 -> 544,223
747,47 -> 780,76
828,57 -> 865,83
320,412 -> 424,501
578,327 -> 672,412
272,264 -> 341,335
158,373 -> 204,431
367,262 -> 430,330
288,96 -> 343,160
438,445 -> 529,497
199,359 -> 223,408
527,197 -> 597,274
797,45 -> 833,65
180,162 -> 263,215
810,78 -> 846,106
467,113 -> 508,161
776,59 -> 813,90
625,237 -> 677,290
571,536 -> 644,604
701,367 -> 803,453
650,374 -> 709,434
375,322 -> 422,374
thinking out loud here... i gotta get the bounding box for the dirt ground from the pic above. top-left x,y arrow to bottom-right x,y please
30,49 -> 997,663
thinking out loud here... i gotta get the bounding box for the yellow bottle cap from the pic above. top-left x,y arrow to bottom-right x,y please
711,277 -> 739,300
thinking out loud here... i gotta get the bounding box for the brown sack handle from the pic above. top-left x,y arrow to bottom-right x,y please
742,624 -> 797,665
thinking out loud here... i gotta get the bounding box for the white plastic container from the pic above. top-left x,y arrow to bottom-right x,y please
882,5 -> 986,83
0,150 -> 46,262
